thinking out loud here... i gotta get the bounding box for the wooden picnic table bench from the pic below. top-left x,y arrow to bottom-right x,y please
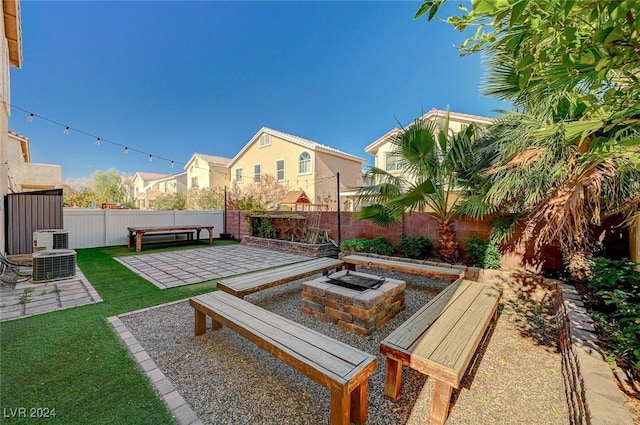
190,291 -> 377,425
380,278 -> 501,425
217,257 -> 344,299
342,255 -> 463,282
127,225 -> 213,252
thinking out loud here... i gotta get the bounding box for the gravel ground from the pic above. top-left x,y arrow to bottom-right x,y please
120,275 -> 568,425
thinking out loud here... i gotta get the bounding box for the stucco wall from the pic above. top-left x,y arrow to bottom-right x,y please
314,151 -> 363,209
0,12 -> 8,253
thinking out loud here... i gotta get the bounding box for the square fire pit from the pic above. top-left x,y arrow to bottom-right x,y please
301,270 -> 406,336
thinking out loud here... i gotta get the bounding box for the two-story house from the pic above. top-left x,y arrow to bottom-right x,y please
184,153 -> 231,190
139,172 -> 187,210
365,108 -> 495,175
130,171 -> 169,209
227,127 -> 365,210
6,131 -> 62,192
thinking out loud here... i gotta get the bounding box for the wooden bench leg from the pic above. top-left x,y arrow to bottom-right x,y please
429,380 -> 453,425
330,390 -> 350,425
194,309 -> 207,336
211,316 -> 222,330
384,357 -> 403,401
350,380 -> 369,425
345,263 -> 356,272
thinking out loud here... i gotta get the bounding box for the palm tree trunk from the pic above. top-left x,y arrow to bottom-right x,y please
438,220 -> 459,263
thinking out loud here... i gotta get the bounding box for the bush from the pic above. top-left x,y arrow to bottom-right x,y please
584,257 -> 639,367
399,234 -> 433,259
465,236 -> 501,269
340,237 -> 395,256
245,213 -> 276,239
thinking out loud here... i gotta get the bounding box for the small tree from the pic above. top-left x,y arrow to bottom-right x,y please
186,187 -> 224,210
153,193 -> 187,210
92,168 -> 128,204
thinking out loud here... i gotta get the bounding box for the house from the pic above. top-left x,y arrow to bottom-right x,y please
184,153 -> 231,190
130,171 -> 169,209
365,108 -> 495,176
6,131 -> 62,192
227,127 -> 366,211
138,172 -> 187,210
0,0 -> 23,252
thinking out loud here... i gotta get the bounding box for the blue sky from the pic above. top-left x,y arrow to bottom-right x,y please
10,1 -> 506,182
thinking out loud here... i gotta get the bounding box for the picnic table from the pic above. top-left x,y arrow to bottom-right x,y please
127,225 -> 213,252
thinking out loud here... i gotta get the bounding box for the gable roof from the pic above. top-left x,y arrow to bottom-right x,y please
184,152 -> 232,170
280,190 -> 311,205
228,127 -> 365,168
135,171 -> 169,182
365,108 -> 496,154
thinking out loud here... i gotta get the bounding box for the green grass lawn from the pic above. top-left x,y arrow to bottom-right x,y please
0,240 -> 237,424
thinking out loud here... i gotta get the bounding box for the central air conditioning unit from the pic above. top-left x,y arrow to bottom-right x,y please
32,249 -> 77,283
33,229 -> 69,252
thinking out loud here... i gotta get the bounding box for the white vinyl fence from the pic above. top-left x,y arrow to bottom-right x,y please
64,209 -> 224,249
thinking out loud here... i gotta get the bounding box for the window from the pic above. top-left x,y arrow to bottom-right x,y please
191,176 -> 198,188
235,168 -> 243,183
385,153 -> 402,171
259,134 -> 271,147
276,160 -> 285,181
254,164 -> 261,183
298,151 -> 311,174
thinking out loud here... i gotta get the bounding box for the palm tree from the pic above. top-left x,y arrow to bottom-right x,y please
356,112 -> 478,262
457,49 -> 640,278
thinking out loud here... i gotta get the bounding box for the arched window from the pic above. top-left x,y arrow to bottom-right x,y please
298,152 -> 311,174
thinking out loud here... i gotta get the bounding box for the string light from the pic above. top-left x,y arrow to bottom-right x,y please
27,113 -> 34,122
64,126 -> 70,135
96,137 -> 101,146
148,154 -> 153,162
170,160 -> 174,168
123,146 -> 128,155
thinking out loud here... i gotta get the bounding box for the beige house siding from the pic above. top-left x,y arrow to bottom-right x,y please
228,128 -> 365,211
142,172 -> 187,209
185,154 -> 230,190
1,0 -> 22,253
6,131 -> 61,192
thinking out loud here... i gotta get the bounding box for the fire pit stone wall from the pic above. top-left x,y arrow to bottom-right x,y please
301,273 -> 406,336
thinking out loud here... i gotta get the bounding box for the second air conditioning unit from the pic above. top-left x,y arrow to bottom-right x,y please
32,249 -> 77,282
33,229 -> 69,252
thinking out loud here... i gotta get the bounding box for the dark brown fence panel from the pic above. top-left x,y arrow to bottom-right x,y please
4,189 -> 64,255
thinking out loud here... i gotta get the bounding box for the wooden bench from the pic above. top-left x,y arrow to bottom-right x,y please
217,257 -> 344,299
342,255 -> 463,282
380,278 -> 501,425
127,225 -> 213,252
190,291 -> 377,425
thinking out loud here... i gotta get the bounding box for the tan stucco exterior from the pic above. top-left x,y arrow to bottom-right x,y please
228,127 -> 365,210
366,108 -> 495,176
6,131 -> 62,192
1,0 -> 22,253
184,153 -> 230,190
131,171 -> 169,209
140,172 -> 187,210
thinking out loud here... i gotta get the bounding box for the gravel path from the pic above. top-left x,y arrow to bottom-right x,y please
120,277 -> 568,424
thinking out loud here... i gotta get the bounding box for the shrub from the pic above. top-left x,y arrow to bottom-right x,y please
465,236 -> 501,269
400,234 -> 433,259
245,213 -> 276,239
340,237 -> 395,256
584,257 -> 639,367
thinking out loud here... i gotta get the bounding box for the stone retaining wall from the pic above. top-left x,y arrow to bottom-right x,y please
337,250 -> 634,425
241,236 -> 340,258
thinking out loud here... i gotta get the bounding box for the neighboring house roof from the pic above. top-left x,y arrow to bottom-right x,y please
365,108 -> 496,154
3,0 -> 22,68
184,153 -> 232,170
135,171 -> 169,181
228,127 -> 366,168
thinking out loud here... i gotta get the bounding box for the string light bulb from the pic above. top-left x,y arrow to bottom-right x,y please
148,154 -> 153,162
123,146 -> 128,155
64,126 -> 70,135
27,113 -> 34,122
170,160 -> 174,168
96,137 -> 101,146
